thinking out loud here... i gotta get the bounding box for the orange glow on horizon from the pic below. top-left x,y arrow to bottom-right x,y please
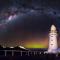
22,37 -> 48,48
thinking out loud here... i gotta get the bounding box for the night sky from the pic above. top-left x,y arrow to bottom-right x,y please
0,0 -> 60,48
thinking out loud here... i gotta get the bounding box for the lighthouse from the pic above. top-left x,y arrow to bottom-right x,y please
48,25 -> 58,53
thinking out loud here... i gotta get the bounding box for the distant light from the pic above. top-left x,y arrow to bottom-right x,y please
19,46 -> 26,49
10,47 -> 14,48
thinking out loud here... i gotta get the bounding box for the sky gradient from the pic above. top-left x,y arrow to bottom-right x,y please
0,0 -> 60,48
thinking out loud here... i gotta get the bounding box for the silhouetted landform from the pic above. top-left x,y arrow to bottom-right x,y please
28,48 -> 47,51
0,47 -> 59,60
0,52 -> 60,60
0,45 -> 28,51
0,45 -> 60,60
0,46 -> 48,57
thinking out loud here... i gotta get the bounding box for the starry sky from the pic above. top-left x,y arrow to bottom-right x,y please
0,0 -> 60,48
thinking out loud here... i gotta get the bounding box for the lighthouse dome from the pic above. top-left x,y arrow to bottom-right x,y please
51,25 -> 56,31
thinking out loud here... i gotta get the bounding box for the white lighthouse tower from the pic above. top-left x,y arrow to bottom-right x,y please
48,25 -> 58,53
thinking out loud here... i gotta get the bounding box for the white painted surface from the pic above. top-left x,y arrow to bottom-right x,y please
48,25 -> 58,53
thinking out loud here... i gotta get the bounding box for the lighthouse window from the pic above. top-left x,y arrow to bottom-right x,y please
51,44 -> 53,45
51,40 -> 53,41
51,36 -> 53,37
